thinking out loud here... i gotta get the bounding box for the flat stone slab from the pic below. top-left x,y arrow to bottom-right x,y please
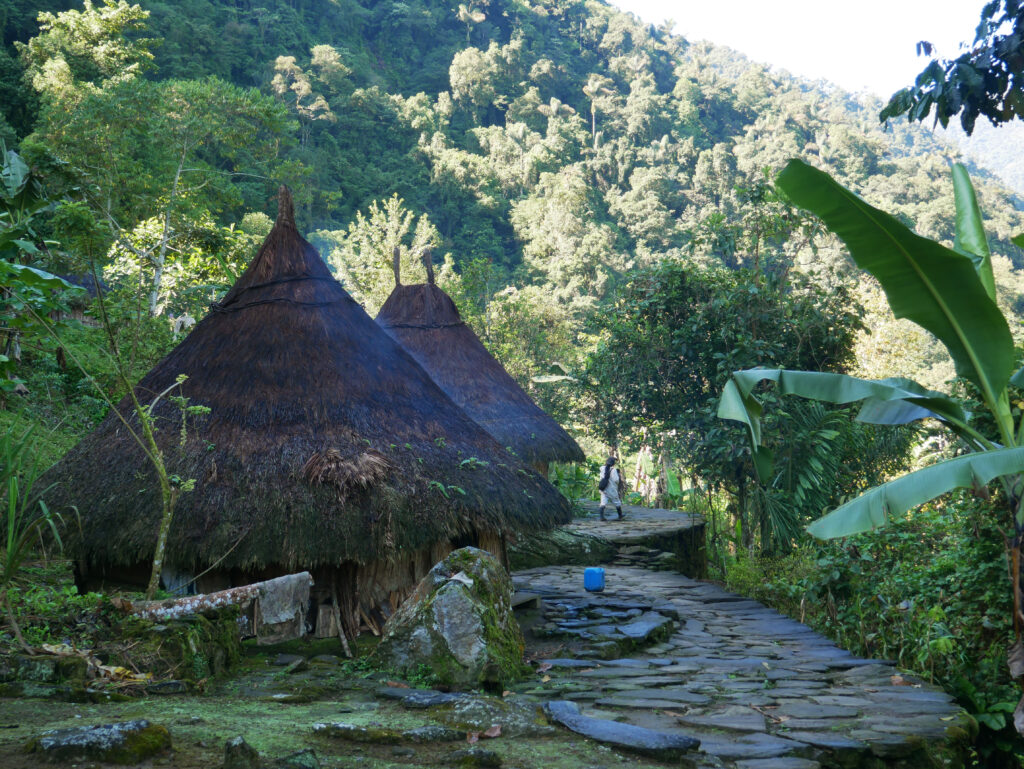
599,687 -> 712,704
775,703 -> 860,719
570,503 -> 704,546
619,611 -> 674,641
598,696 -> 710,710
783,730 -> 869,751
376,687 -> 465,708
538,658 -> 596,669
544,700 -> 699,759
686,730 -> 805,761
735,759 -> 821,769
677,706 -> 767,732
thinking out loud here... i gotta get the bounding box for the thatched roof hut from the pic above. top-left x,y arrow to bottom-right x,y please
376,254 -> 584,470
45,189 -> 571,635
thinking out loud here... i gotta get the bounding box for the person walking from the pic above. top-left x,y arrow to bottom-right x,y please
598,456 -> 624,521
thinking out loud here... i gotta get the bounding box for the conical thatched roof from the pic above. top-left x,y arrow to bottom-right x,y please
376,255 -> 584,466
45,189 -> 572,574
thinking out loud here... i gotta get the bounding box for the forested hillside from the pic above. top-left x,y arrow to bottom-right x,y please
6,0 -> 1024,272
4,0 -> 1024,517
940,120 -> 1024,198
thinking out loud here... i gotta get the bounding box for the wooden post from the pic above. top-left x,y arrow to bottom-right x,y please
331,574 -> 353,658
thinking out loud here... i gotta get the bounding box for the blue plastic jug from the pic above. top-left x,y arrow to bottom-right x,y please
584,567 -> 605,592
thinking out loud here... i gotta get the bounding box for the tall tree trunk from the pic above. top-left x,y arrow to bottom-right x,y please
148,145 -> 187,316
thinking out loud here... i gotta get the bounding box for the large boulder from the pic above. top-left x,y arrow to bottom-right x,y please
373,547 -> 528,689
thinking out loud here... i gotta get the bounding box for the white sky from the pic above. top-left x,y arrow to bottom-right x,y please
611,1 -> 987,98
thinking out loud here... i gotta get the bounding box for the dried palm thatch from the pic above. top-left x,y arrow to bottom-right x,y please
301,449 -> 392,503
376,253 -> 584,466
43,187 -> 572,581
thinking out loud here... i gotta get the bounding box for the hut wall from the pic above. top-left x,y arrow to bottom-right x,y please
79,529 -> 509,641
477,530 -> 509,570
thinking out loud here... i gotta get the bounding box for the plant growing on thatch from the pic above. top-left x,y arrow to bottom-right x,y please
1,423 -> 66,651
718,159 -> 1024,733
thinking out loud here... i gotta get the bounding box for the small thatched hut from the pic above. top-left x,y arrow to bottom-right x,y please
45,189 -> 572,637
376,254 -> 584,474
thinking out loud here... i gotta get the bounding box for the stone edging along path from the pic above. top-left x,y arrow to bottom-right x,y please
510,536 -> 975,768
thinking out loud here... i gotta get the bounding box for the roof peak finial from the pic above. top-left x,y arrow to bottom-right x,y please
392,246 -> 402,287
421,246 -> 435,285
276,186 -> 295,228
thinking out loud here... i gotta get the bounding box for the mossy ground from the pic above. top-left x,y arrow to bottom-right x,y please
0,647 -> 661,769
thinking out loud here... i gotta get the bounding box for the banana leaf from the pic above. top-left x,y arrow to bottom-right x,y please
665,468 -> 682,497
718,369 -> 970,446
776,160 -> 1014,426
640,452 -> 656,476
952,162 -> 996,301
0,261 -> 75,292
806,447 -> 1024,539
718,369 -> 980,482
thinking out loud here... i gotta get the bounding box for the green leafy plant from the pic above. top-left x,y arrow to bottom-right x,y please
138,374 -> 209,598
718,158 -> 1024,731
581,256 -> 902,551
549,460 -> 599,505
428,480 -> 465,498
0,144 -> 82,391
0,423 -> 68,651
12,284 -> 205,601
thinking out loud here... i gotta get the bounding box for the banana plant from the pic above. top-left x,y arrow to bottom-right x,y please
717,159 -> 1024,732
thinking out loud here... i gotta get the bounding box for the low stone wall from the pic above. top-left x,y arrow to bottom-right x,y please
628,520 -> 707,579
0,606 -> 241,700
508,528 -> 618,571
571,503 -> 707,579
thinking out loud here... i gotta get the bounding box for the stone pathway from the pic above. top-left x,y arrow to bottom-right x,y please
511,563 -> 973,768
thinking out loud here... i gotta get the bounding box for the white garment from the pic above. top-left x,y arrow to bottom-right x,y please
600,466 -> 622,507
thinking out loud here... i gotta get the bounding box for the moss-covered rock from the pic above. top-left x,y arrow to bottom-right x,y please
445,747 -> 503,767
25,719 -> 171,764
104,606 -> 242,682
312,722 -> 404,743
223,735 -> 260,769
373,547 -> 529,690
274,748 -> 320,768
0,653 -> 88,685
432,694 -> 556,737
